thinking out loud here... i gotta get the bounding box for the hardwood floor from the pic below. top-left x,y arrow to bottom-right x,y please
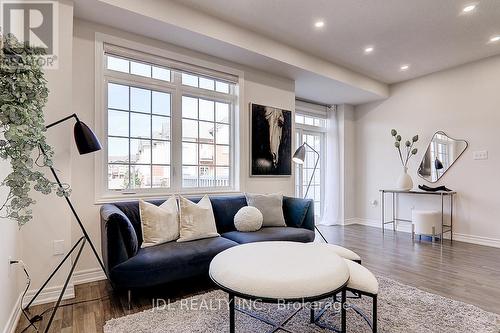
16,225 -> 500,332
318,224 -> 500,314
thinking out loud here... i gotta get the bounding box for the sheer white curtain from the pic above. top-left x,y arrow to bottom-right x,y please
319,105 -> 341,226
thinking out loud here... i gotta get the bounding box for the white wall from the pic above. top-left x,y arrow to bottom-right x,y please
2,2 -> 76,330
337,105 -> 356,223
354,55 -> 500,245
0,161 -> 21,333
242,71 -> 295,195
19,0 -> 76,303
71,19 -> 295,273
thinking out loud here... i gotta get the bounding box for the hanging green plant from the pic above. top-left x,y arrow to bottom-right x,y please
0,33 -> 70,226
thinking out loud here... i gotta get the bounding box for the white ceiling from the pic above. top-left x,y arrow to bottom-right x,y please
172,0 -> 500,84
73,0 -> 389,105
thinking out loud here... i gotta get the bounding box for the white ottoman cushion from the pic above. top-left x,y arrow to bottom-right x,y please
312,243 -> 361,262
209,241 -> 349,299
344,258 -> 379,295
234,206 -> 263,232
412,210 -> 441,235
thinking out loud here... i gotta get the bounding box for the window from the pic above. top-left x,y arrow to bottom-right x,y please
103,50 -> 237,195
295,112 -> 326,218
181,96 -> 231,188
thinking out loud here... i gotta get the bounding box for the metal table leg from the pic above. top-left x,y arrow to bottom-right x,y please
229,293 -> 235,333
381,191 -> 385,234
450,194 -> 454,242
392,192 -> 396,231
341,290 -> 347,333
441,193 -> 444,244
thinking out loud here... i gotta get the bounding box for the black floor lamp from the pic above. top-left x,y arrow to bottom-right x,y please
24,114 -> 106,332
292,142 -> 328,243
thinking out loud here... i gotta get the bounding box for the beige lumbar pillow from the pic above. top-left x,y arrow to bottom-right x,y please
139,196 -> 179,248
177,195 -> 220,242
245,192 -> 286,227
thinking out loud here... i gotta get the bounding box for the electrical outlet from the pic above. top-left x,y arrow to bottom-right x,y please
473,150 -> 488,160
53,240 -> 65,255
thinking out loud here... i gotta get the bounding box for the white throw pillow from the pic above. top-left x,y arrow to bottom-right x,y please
234,206 -> 263,232
245,193 -> 286,227
139,196 -> 179,248
177,195 -> 220,242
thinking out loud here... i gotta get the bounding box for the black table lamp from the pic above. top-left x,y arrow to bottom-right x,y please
292,143 -> 328,243
25,114 -> 106,333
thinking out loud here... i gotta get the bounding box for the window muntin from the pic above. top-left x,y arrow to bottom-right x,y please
104,53 -> 236,194
295,114 -> 326,128
181,96 -> 231,188
107,82 -> 172,190
181,72 -> 231,94
107,55 -> 171,82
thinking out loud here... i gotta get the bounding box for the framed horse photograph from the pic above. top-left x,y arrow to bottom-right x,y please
250,103 -> 292,176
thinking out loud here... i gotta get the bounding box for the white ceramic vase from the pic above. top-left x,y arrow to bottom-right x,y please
397,166 -> 413,191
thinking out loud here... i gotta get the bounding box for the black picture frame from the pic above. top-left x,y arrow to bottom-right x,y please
250,103 -> 292,176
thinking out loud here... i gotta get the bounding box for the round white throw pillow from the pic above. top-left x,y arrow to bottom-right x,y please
234,206 -> 263,232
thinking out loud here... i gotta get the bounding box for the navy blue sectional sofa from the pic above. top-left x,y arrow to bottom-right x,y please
100,195 -> 315,289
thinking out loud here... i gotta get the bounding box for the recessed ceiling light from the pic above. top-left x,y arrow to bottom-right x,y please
314,20 -> 325,28
462,4 -> 477,13
400,65 -> 410,71
489,35 -> 500,43
364,46 -> 374,54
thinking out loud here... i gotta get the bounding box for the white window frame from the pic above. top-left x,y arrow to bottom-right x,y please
295,103 -> 328,219
94,34 -> 244,203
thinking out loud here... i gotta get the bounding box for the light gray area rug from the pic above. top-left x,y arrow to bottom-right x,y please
104,276 -> 500,333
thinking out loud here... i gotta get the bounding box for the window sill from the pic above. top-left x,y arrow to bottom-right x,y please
94,189 -> 243,205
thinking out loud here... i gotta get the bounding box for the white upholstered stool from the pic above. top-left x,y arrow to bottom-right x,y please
344,258 -> 379,333
311,243 -> 361,263
412,210 -> 442,242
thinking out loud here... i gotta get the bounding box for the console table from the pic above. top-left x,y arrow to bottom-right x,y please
379,189 -> 456,242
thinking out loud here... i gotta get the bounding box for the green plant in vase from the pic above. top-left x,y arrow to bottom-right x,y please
391,129 -> 418,190
0,34 -> 70,226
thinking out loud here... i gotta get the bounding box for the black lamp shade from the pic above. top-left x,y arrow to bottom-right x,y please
74,121 -> 102,155
292,144 -> 306,164
434,158 -> 444,170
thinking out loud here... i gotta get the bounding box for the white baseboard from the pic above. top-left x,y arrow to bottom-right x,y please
361,217 -> 412,233
23,284 -> 75,308
2,293 -> 22,333
5,267 -> 106,332
73,267 -> 107,285
452,233 -> 500,248
344,218 -> 359,225
21,267 -> 107,308
349,218 -> 500,248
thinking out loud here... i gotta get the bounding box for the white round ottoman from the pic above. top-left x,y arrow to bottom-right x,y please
209,241 -> 350,333
412,210 -> 442,241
